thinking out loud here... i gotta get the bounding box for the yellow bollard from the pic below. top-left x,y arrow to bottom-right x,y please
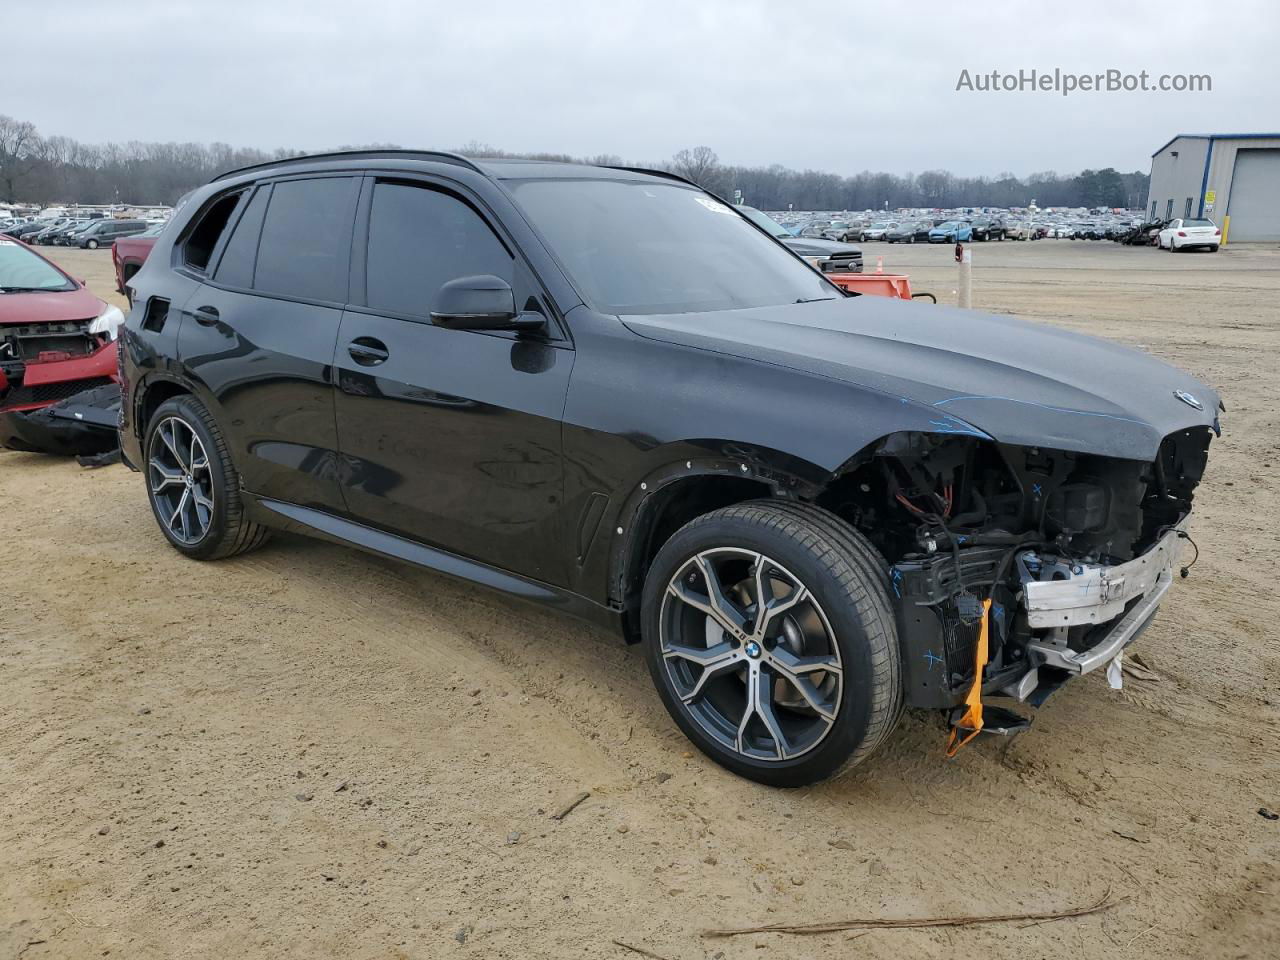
1222,215 -> 1230,246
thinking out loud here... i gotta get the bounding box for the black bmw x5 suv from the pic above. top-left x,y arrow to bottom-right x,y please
120,151 -> 1218,785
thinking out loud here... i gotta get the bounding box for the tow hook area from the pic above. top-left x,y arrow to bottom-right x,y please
945,599 -> 1031,757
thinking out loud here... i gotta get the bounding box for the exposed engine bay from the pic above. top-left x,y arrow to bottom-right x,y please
823,427 -> 1214,716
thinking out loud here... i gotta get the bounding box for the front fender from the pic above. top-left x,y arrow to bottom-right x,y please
560,307 -> 991,606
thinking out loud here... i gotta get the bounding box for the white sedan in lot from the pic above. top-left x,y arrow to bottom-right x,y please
1158,217 -> 1221,252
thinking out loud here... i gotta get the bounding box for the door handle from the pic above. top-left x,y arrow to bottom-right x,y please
193,305 -> 219,326
348,337 -> 389,366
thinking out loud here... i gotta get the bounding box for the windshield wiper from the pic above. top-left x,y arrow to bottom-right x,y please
0,286 -> 61,293
795,296 -> 837,304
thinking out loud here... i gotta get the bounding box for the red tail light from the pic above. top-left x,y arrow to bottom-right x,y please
1214,228 -> 1221,235
1177,231 -> 1187,237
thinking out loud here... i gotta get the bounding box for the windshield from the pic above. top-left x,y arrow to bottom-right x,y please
510,179 -> 836,315
0,240 -> 75,291
738,206 -> 790,238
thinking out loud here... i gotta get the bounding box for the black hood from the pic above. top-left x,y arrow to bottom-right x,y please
781,236 -> 862,258
621,295 -> 1220,461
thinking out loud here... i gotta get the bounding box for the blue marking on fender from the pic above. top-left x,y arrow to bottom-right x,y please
934,394 -> 1151,427
926,411 -> 993,439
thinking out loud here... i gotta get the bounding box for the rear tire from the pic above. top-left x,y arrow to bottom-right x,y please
641,500 -> 901,786
144,395 -> 269,560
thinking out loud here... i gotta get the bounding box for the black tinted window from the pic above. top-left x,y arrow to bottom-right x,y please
215,186 -> 270,289
254,177 -> 357,302
365,182 -> 513,317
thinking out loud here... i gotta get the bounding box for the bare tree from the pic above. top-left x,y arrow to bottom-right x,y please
670,145 -> 722,191
0,115 -> 41,203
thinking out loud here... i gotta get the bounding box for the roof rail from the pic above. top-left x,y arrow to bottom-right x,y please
603,164 -> 698,188
211,149 -> 485,183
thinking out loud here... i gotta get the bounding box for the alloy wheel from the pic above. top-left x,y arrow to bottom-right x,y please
149,416 -> 215,544
659,548 -> 843,761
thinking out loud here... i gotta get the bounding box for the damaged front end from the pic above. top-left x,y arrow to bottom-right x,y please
824,426 -> 1213,732
0,318 -> 120,456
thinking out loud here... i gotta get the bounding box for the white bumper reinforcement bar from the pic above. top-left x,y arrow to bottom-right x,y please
1022,521 -> 1186,676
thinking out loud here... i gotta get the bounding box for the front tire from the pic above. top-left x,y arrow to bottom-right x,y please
641,500 -> 901,786
87,239 -> 99,249
144,395 -> 270,560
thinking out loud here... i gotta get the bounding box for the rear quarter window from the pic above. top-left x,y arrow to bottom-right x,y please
214,186 -> 271,289
183,191 -> 244,272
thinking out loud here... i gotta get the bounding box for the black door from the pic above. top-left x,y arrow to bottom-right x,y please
177,176 -> 359,511
333,177 -> 573,586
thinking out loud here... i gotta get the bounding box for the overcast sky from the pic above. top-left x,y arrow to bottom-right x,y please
10,0 -> 1277,177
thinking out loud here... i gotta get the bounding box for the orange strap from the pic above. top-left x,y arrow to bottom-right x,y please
945,598 -> 991,758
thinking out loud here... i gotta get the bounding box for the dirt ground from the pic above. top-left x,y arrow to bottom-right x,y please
2,241 -> 1278,960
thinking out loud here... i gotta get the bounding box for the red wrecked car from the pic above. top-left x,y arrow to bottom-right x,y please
0,236 -> 123,454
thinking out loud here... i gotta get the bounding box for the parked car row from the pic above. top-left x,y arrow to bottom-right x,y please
720,205 -> 1224,257
795,215 -> 1025,244
3,216 -> 155,248
774,204 -> 1185,246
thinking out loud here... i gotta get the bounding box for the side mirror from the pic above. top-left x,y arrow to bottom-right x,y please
430,275 -> 543,331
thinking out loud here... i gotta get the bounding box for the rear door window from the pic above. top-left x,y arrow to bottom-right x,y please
253,177 -> 358,303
